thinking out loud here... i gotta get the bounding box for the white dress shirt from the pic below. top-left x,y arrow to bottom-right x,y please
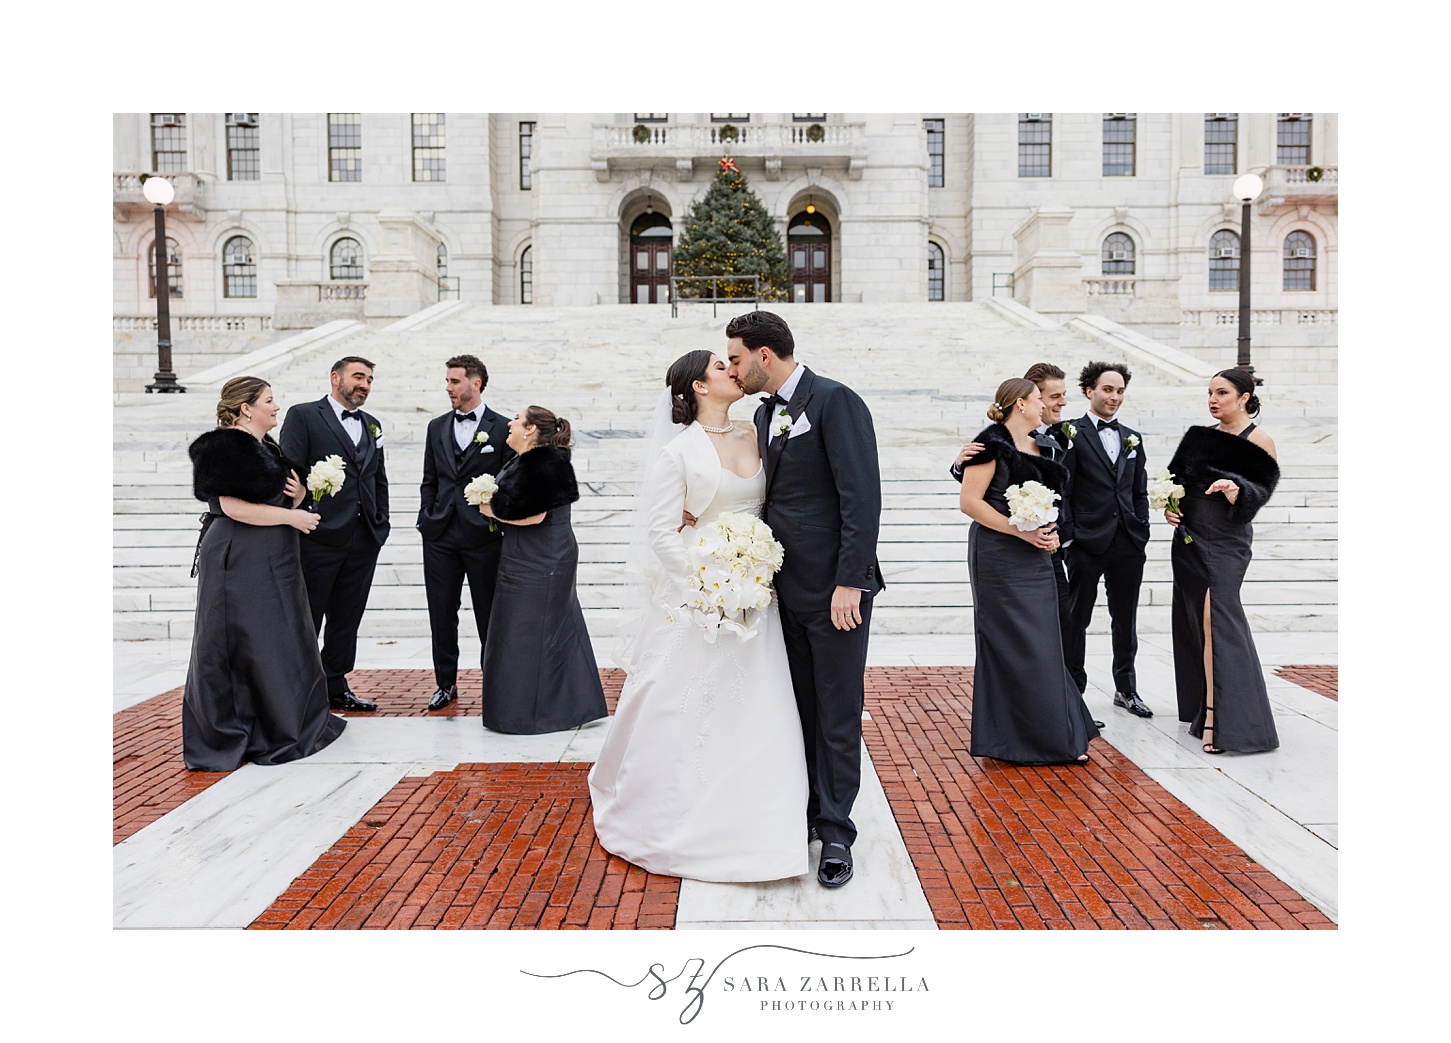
1092,414 -> 1121,464
773,363 -> 807,406
453,402 -> 486,451
327,394 -> 363,446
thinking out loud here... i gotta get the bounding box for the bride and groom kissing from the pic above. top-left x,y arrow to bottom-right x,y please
589,310 -> 885,890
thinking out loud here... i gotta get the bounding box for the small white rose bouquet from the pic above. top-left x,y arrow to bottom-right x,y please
1148,468 -> 1192,544
680,511 -> 785,643
463,473 -> 498,506
306,454 -> 347,505
1004,479 -> 1060,551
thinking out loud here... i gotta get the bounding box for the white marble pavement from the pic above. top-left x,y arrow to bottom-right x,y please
113,631 -> 1337,928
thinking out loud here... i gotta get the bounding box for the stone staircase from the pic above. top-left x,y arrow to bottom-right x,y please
114,302 -> 1337,643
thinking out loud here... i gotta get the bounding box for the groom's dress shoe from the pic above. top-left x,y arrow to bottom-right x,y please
818,843 -> 853,888
808,825 -> 821,844
1113,691 -> 1153,718
1093,719 -> 1106,729
329,689 -> 377,712
426,684 -> 459,711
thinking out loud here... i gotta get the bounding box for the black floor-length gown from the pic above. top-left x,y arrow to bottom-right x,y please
480,450 -> 606,734
1169,424 -> 1281,753
183,433 -> 346,771
966,436 -> 1099,765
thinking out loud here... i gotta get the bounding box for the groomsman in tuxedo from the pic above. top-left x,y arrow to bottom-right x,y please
279,356 -> 389,712
417,354 -> 515,710
727,311 -> 884,890
1062,361 -> 1153,718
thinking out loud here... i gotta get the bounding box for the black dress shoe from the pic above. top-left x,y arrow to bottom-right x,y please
1093,719 -> 1106,729
818,843 -> 853,888
426,684 -> 458,711
808,825 -> 821,843
329,688 -> 377,712
1113,691 -> 1153,718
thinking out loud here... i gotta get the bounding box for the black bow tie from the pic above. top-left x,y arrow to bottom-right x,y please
1096,418 -> 1121,432
455,411 -> 477,423
340,410 -> 361,421
761,394 -> 786,408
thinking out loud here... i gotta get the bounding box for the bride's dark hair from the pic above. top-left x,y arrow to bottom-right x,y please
665,349 -> 716,426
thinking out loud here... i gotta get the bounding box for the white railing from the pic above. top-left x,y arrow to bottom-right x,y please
1180,308 -> 1337,327
114,315 -> 273,332
603,121 -> 863,153
1281,165 -> 1338,184
1084,278 -> 1136,297
321,282 -> 366,301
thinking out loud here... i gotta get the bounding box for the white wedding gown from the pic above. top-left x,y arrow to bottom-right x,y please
589,453 -> 809,882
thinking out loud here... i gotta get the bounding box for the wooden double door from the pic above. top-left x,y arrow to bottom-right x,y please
789,212 -> 831,303
630,212 -> 673,304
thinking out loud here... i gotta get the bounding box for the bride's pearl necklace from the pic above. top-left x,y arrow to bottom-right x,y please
700,421 -> 734,434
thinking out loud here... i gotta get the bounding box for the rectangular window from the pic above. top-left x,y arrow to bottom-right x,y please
1204,113 -> 1237,175
328,113 -> 362,182
710,113 -> 750,122
412,113 -> 446,182
225,113 -> 260,181
633,113 -> 668,122
924,118 -> 944,188
1277,113 -> 1312,165
1018,113 -> 1051,177
792,113 -> 827,121
1102,114 -> 1135,176
150,113 -> 187,173
519,121 -> 535,191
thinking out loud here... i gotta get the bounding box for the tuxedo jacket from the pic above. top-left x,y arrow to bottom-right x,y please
417,406 -> 515,542
278,397 -> 390,548
1061,413 -> 1149,555
753,366 -> 885,604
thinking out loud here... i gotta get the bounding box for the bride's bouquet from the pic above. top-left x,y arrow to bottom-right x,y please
679,512 -> 785,643
1004,480 -> 1060,550
306,455 -> 347,505
1148,468 -> 1192,544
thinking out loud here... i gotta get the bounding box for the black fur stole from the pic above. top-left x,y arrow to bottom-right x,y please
1167,425 -> 1280,523
189,428 -> 291,503
961,423 -> 1068,495
490,445 -> 580,520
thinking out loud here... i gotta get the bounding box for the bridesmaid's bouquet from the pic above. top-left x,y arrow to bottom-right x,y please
679,512 -> 785,643
1148,468 -> 1193,544
463,473 -> 498,505
306,455 -> 347,505
1004,480 -> 1060,550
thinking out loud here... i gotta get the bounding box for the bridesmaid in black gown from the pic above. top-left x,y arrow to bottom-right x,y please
478,406 -> 607,734
184,377 -> 347,771
959,378 -> 1099,765
1165,368 -> 1281,755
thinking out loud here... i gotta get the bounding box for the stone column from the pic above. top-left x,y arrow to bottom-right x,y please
364,210 -> 441,322
1011,207 -> 1082,315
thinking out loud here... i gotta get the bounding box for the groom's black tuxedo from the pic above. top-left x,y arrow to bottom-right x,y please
755,366 -> 884,849
1062,412 -> 1150,695
279,396 -> 390,697
417,405 -> 515,690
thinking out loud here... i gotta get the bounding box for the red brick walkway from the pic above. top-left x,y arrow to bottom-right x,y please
116,667 -> 1332,929
1275,664 -> 1338,701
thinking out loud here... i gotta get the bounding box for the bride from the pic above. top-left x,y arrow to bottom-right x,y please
588,350 -> 809,882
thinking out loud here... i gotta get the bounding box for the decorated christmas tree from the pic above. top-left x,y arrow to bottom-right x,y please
672,156 -> 790,301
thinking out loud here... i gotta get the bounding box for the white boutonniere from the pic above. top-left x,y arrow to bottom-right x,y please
1061,421 -> 1077,441
369,423 -> 381,439
474,431 -> 489,445
1125,434 -> 1139,451
772,408 -> 793,439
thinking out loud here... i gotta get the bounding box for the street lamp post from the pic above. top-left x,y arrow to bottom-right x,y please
1232,172 -> 1265,384
142,175 -> 185,393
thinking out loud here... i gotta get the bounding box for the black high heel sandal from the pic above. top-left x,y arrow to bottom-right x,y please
1202,705 -> 1223,755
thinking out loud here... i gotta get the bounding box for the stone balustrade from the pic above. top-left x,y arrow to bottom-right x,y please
1084,277 -> 1137,297
115,315 -> 273,332
273,280 -> 367,328
594,120 -> 867,180
113,172 -> 206,219
1180,308 -> 1337,327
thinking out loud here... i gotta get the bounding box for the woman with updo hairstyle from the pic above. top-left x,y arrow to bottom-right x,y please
182,376 -> 346,771
477,405 -> 607,733
1164,368 -> 1281,754
957,377 -> 1099,765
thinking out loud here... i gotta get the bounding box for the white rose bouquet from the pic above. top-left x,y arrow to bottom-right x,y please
305,455 -> 347,505
1004,479 -> 1060,551
1148,468 -> 1193,544
463,473 -> 498,506
678,511 -> 785,643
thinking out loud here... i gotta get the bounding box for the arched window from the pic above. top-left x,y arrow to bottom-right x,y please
437,242 -> 448,278
520,246 -> 533,304
1102,232 -> 1135,275
149,237 -> 183,298
222,236 -> 256,298
330,237 -> 363,280
1208,229 -> 1240,292
1283,231 -> 1316,291
927,241 -> 945,301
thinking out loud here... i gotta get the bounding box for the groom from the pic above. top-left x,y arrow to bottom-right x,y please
726,311 -> 884,889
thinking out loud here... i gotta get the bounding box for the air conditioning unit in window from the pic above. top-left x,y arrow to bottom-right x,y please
230,113 -> 256,126
1208,113 -> 1235,119
1106,113 -> 1131,119
1217,248 -> 1239,259
1294,248 -> 1311,258
1110,250 -> 1129,261
1281,112 -> 1309,120
159,114 -> 179,126
1024,113 -> 1046,121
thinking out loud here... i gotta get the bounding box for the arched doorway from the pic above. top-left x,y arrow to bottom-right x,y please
630,212 -> 673,304
788,211 -> 831,302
